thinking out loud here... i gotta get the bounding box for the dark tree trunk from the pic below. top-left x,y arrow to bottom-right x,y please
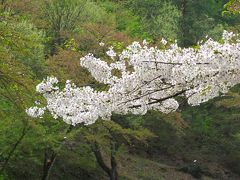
0,126 -> 28,173
92,142 -> 111,176
42,125 -> 72,180
109,153 -> 118,180
181,0 -> 189,47
91,142 -> 119,180
42,148 -> 57,180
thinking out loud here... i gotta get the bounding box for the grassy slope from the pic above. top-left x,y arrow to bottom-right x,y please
116,153 -> 240,180
118,154 -> 194,180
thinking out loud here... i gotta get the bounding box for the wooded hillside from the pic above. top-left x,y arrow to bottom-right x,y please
1,0 -> 240,179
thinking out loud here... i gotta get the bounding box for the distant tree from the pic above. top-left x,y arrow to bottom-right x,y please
176,0 -> 228,46
42,0 -> 84,45
0,13 -> 64,179
82,120 -> 153,180
0,14 -> 46,76
126,0 -> 182,40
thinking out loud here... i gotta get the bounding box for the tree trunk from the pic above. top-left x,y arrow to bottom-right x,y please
42,148 -> 57,180
109,170 -> 118,180
0,126 -> 28,173
109,153 -> 118,180
91,142 -> 119,180
42,125 -> 72,180
181,0 -> 189,47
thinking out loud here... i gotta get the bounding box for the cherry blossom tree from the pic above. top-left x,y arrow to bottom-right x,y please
27,31 -> 240,126
26,30 -> 240,180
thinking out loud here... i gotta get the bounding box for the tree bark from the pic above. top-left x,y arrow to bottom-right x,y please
110,153 -> 118,180
92,142 -> 111,176
42,148 -> 57,180
0,125 -> 28,173
181,0 -> 189,47
91,142 -> 119,180
42,125 -> 73,180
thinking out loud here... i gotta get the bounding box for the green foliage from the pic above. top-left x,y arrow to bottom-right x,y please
0,14 -> 46,77
81,120 -> 155,150
115,9 -> 144,38
1,0 -> 240,179
42,0 -> 84,33
179,164 -> 203,178
144,1 -> 182,40
178,0 -> 240,46
81,0 -> 115,25
223,0 -> 240,14
127,0 -> 181,40
46,48 -> 96,86
178,101 -> 240,175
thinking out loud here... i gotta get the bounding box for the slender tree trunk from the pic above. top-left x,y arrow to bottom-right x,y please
109,153 -> 118,180
0,125 -> 28,173
181,0 -> 189,47
42,125 -> 73,180
42,148 -> 57,180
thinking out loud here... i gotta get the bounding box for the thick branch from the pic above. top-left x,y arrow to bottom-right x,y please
42,149 -> 57,180
142,61 -> 209,65
91,142 -> 111,177
130,89 -> 187,108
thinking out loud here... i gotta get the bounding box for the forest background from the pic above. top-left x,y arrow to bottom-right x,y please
1,0 -> 240,179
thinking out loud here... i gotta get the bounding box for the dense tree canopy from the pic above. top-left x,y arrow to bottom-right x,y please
1,0 -> 240,180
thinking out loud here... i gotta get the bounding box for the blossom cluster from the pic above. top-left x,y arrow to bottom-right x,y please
26,106 -> 45,118
26,31 -> 240,125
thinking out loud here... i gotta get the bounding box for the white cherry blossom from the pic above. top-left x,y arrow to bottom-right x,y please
106,46 -> 116,59
27,31 -> 240,126
99,42 -> 105,47
26,107 -> 46,118
161,38 -> 168,45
